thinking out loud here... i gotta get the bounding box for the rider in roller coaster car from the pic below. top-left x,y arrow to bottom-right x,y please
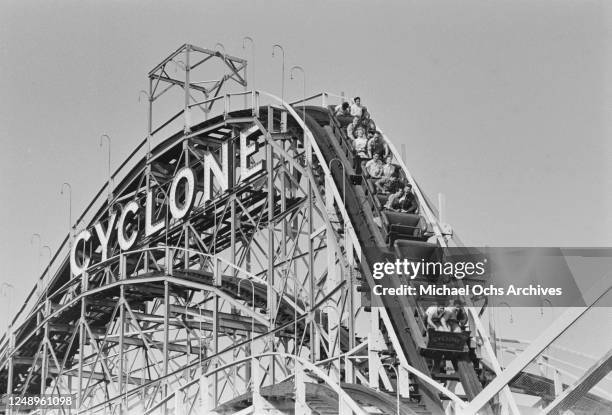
425,304 -> 445,331
367,130 -> 389,159
375,168 -> 404,194
384,184 -> 418,214
350,96 -> 364,118
381,155 -> 396,178
334,101 -> 351,117
352,126 -> 370,159
346,116 -> 360,139
364,153 -> 385,179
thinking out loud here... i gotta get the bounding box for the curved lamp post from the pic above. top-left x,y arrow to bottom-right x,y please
31,233 -> 42,269
214,42 -> 226,59
242,36 -> 255,90
540,298 -> 552,317
382,363 -> 400,415
272,44 -> 285,105
290,65 -> 306,126
60,182 -> 72,238
138,90 -> 152,157
1,282 -> 14,331
42,245 -> 52,266
237,278 -> 256,347
170,59 -> 186,72
321,304 -> 342,384
99,134 -> 112,199
499,301 -> 513,324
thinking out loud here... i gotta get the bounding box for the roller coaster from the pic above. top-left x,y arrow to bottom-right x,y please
1,44 -> 611,415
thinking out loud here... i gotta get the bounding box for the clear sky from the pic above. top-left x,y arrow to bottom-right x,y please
1,0 -> 611,377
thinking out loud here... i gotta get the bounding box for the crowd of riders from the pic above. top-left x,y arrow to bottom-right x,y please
335,97 -> 418,214
334,99 -> 470,335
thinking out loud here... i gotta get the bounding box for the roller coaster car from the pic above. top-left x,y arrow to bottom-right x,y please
382,211 -> 428,243
393,240 -> 441,262
337,115 -> 354,128
422,329 -> 470,357
375,194 -> 389,209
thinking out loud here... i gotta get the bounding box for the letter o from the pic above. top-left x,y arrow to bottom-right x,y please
169,167 -> 195,219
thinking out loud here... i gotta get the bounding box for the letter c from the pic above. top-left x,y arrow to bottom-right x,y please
118,201 -> 139,251
70,229 -> 91,276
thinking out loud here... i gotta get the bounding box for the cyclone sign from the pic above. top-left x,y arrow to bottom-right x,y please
70,129 -> 263,276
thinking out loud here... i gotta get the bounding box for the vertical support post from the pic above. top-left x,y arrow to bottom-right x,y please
163,280 -> 169,415
78,272 -> 88,410
174,390 -> 183,415
294,359 -> 312,415
118,287 -> 125,414
280,111 -> 287,134
329,309 -> 340,384
266,107 -> 276,381
184,45 -> 191,134
304,123 -> 316,362
147,78 -> 153,156
144,183 -> 151,275
344,354 -> 354,387
368,308 -> 381,389
200,372 -> 218,415
6,332 -> 14,415
41,299 -> 49,396
553,367 -> 562,396
438,192 -> 445,223
399,366 -> 411,398
243,59 -> 248,109
228,129 -> 236,278
144,62 -> 154,276
252,357 -> 263,413
346,227 -> 356,363
183,139 -> 190,271
212,265 -> 219,409
140,347 -> 147,412
488,297 -> 497,359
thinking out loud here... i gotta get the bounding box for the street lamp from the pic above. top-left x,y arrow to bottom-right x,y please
60,182 -> 72,238
42,245 -> 52,268
242,37 -> 255,90
321,304 -> 342,384
214,42 -> 226,59
382,363 -> 400,415
237,278 -> 256,351
99,134 -> 112,199
272,44 -> 285,105
499,301 -> 513,324
1,283 -> 14,332
496,301 -> 513,368
41,245 -> 52,297
290,65 -> 306,125
138,90 -> 152,157
31,233 -> 42,271
170,59 -> 186,72
236,278 -> 256,393
281,271 -> 300,354
540,298 -> 552,317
